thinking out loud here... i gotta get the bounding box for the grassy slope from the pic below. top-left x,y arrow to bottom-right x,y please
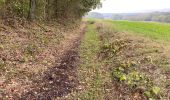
75,20 -> 170,100
1,19 -> 170,99
106,20 -> 170,42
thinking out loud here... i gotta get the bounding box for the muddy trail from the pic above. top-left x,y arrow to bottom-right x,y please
12,24 -> 86,99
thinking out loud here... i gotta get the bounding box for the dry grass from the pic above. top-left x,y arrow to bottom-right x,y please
95,21 -> 170,99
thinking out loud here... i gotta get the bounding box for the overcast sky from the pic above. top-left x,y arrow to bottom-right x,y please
92,0 -> 170,13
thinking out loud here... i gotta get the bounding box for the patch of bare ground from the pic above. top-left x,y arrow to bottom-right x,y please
0,20 -> 86,99
20,24 -> 86,99
96,22 -> 170,100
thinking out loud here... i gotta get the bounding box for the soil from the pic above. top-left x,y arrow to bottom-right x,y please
20,24 -> 86,99
0,23 -> 86,99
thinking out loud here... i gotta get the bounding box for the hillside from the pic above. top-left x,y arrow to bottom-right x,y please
73,20 -> 170,100
86,11 -> 170,23
1,16 -> 170,100
0,0 -> 102,99
85,12 -> 104,19
0,0 -> 170,99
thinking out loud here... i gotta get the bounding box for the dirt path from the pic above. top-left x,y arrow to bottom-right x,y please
18,24 -> 86,99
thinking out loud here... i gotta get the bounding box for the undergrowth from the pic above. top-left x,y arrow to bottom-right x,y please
95,21 -> 168,100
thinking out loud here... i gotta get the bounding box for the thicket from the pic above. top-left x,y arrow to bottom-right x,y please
112,12 -> 170,23
0,0 -> 101,24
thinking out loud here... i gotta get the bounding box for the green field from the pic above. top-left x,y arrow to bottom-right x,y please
106,20 -> 170,41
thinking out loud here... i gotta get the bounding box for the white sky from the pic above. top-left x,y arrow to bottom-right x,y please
92,0 -> 170,13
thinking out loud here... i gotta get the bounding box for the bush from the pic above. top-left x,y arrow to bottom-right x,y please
87,20 -> 95,24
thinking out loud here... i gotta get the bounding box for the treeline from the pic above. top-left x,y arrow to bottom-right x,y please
0,0 -> 101,24
85,12 -> 104,19
112,12 -> 170,23
86,12 -> 170,23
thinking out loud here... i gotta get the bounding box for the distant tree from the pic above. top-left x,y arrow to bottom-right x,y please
112,14 -> 123,20
85,12 -> 104,19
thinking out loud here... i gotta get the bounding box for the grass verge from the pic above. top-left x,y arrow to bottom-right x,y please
77,23 -> 110,100
96,21 -> 170,100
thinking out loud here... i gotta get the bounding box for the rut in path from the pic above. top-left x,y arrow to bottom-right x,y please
20,24 -> 86,99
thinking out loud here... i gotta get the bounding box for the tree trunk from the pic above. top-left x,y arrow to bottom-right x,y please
44,0 -> 49,21
28,0 -> 36,21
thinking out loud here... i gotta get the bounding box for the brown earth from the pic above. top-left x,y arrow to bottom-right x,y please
20,24 -> 86,99
0,22 -> 86,99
